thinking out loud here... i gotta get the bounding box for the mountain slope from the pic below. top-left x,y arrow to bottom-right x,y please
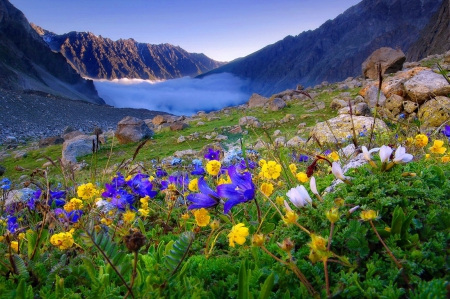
0,0 -> 104,104
200,0 -> 442,96
406,0 -> 450,61
31,26 -> 225,80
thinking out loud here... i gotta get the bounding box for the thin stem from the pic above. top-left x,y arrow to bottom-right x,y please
324,259 -> 330,298
294,222 -> 311,235
327,222 -> 335,251
254,196 -> 262,225
369,220 -> 402,269
124,251 -> 139,299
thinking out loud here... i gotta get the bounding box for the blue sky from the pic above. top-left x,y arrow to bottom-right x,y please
11,0 -> 361,61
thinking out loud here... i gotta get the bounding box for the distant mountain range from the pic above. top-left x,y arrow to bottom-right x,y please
199,0 -> 444,96
31,25 -> 225,80
0,0 -> 104,104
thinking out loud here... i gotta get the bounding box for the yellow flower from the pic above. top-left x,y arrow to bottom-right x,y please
385,227 -> 391,232
406,137 -> 414,146
210,219 -> 220,230
429,140 -> 447,154
122,210 -> 136,223
360,210 -> 378,221
328,151 -> 340,161
77,183 -> 98,200
261,161 -> 282,180
193,208 -> 210,227
282,210 -> 298,225
275,196 -> 284,206
309,234 -> 327,252
252,234 -> 264,247
258,159 -> 267,167
64,198 -> 84,212
260,182 -> 274,197
217,175 -> 231,185
289,163 -> 297,174
425,154 -> 431,160
415,134 -> 428,147
101,218 -> 112,226
140,196 -> 150,204
0,236 -> 4,242
50,232 -> 74,250
11,241 -> 19,252
125,175 -> 132,182
139,209 -> 149,217
181,213 -> 190,220
228,223 -> 249,247
442,156 -> 450,163
188,178 -> 199,192
18,233 -> 25,240
206,160 -> 221,176
296,172 -> 309,183
334,198 -> 344,207
325,208 -> 339,224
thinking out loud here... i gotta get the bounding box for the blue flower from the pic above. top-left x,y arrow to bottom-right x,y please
323,149 -> 332,156
161,174 -> 189,193
191,164 -> 206,176
442,125 -> 450,138
127,173 -> 157,198
28,189 -> 42,210
156,168 -> 168,178
171,158 -> 182,166
187,178 -> 220,210
110,189 -> 135,211
54,209 -> 83,223
7,216 -> 18,233
192,159 -> 202,166
48,189 -> 66,207
217,166 -> 255,214
204,148 -> 220,161
1,178 -> 11,190
299,155 -> 309,162
237,159 -> 256,171
111,173 -> 126,187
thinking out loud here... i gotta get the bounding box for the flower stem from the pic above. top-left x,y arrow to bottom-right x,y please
369,220 -> 402,269
294,222 -> 311,235
327,222 -> 335,251
324,259 -> 331,298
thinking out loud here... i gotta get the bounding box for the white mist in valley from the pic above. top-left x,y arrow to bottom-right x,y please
94,73 -> 250,116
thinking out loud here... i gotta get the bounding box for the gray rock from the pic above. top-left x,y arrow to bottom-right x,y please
38,136 -> 64,148
4,136 -> 17,144
273,130 -> 281,137
384,94 -> 404,111
14,150 -> 27,159
274,137 -> 286,147
170,122 -> 189,131
152,115 -> 170,125
269,98 -> 286,111
115,116 -> 153,144
362,47 -> 406,79
364,85 -> 387,108
286,136 -> 306,147
248,94 -> 269,108
239,116 -> 261,128
338,102 -> 371,116
177,136 -> 186,143
63,130 -> 84,141
174,149 -> 198,158
62,135 -> 97,165
403,101 -> 419,114
404,70 -> 450,103
215,134 -> 228,141
330,98 -> 348,110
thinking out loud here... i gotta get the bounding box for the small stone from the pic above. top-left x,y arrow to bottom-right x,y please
273,130 -> 281,137
403,101 -> 419,114
286,136 -> 306,147
177,136 -> 186,143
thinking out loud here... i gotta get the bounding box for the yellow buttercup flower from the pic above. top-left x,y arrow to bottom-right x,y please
429,140 -> 447,154
442,156 -> 450,163
289,163 -> 297,174
50,232 -> 74,250
309,234 -> 327,252
11,241 -> 19,252
139,209 -> 149,217
415,134 -> 428,147
18,233 -> 25,240
328,151 -> 340,161
260,182 -> 274,197
217,175 -> 231,185
122,210 -> 136,223
252,234 -> 264,247
206,160 -> 221,176
360,210 -> 378,221
258,159 -> 267,167
276,196 -> 285,206
228,223 -> 249,247
282,210 -> 298,225
296,172 -> 309,183
125,175 -> 132,182
77,183 -> 99,200
425,154 -> 431,160
188,178 -> 199,192
181,213 -> 190,220
101,218 -> 112,226
325,208 -> 339,224
64,198 -> 84,212
193,208 -> 210,227
261,161 -> 282,180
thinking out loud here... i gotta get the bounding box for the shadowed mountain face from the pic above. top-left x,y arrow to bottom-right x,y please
406,0 -> 450,61
0,0 -> 104,104
32,25 -> 225,80
200,0 -> 443,96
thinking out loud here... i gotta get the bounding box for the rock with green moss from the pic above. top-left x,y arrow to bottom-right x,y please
404,70 -> 450,103
418,96 -> 450,127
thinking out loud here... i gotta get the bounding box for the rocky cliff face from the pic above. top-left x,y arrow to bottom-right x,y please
200,0 -> 443,96
406,0 -> 450,61
32,26 -> 225,80
0,0 -> 104,104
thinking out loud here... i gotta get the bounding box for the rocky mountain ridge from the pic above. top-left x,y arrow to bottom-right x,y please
0,0 -> 104,104
199,0 -> 443,96
32,25 -> 226,80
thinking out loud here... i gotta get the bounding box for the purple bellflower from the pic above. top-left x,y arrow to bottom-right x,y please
204,148 -> 220,161
217,165 -> 255,214
187,178 -> 221,210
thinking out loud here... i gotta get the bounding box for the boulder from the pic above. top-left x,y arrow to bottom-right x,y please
4,136 -> 17,144
239,116 -> 261,128
62,126 -> 76,135
286,136 -> 306,147
62,135 -> 97,164
381,76 -> 407,98
248,94 -> 269,108
170,122 -> 189,131
310,115 -> 388,144
177,136 -> 186,143
364,85 -> 387,108
274,137 -> 286,147
362,47 -> 406,79
13,150 -> 27,159
384,95 -> 404,111
152,115 -> 171,125
338,102 -> 371,116
269,98 -> 286,111
273,130 -> 281,137
115,116 -> 154,144
63,130 -> 84,141
403,101 -> 419,114
330,98 -> 348,110
38,136 -> 64,148
404,70 -> 450,103
418,96 -> 450,127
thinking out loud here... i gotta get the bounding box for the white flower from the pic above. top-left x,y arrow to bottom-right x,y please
362,146 -> 380,161
286,185 -> 312,208
393,146 -> 413,164
310,176 -> 318,195
332,162 -> 345,180
379,145 -> 393,163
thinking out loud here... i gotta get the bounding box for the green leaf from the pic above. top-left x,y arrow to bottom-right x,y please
258,273 -> 274,299
390,206 -> 405,235
13,254 -> 29,280
238,261 -> 249,299
164,232 -> 194,276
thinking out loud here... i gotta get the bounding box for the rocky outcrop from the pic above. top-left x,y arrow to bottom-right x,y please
0,0 -> 104,104
407,0 -> 450,61
404,70 -> 450,103
62,135 -> 97,164
418,96 -> 450,127
362,47 -> 406,79
115,116 -> 154,144
32,26 -> 225,80
200,0 -> 442,95
248,94 -> 270,108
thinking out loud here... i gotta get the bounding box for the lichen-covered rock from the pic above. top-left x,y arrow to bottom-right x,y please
177,136 -> 186,143
115,116 -> 154,144
338,102 -> 371,116
62,135 -> 97,164
274,137 -> 286,147
269,98 -> 286,111
404,70 -> 450,103
310,115 -> 388,144
330,98 -> 348,110
364,85 -> 387,108
362,47 -> 406,79
418,96 -> 450,127
248,93 -> 269,108
384,94 -> 404,111
286,136 -> 306,147
403,101 -> 419,114
239,116 -> 261,127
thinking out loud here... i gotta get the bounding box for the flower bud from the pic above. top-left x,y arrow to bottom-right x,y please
252,234 -> 264,247
360,210 -> 378,221
277,238 -> 294,252
325,208 -> 340,223
210,219 -> 220,231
